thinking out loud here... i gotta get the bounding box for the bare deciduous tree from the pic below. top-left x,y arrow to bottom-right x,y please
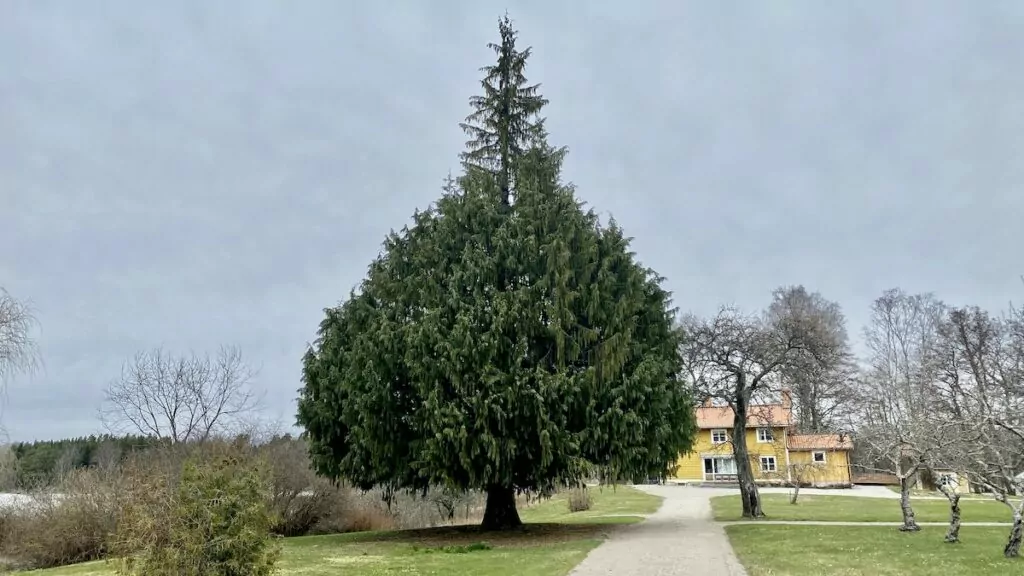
854,288 -> 951,532
680,287 -> 847,519
53,444 -> 82,481
100,346 -> 261,444
90,438 -> 123,472
0,288 -> 38,381
932,304 -> 1024,556
770,286 -> 857,433
782,461 -> 825,505
262,434 -> 343,536
936,474 -> 965,543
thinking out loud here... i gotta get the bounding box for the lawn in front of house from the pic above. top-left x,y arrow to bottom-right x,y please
726,525 -> 1020,575
520,485 -> 662,524
23,485 -> 660,576
884,485 -> 989,500
711,493 -> 1014,523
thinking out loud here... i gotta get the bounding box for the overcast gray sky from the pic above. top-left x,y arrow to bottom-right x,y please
2,2 -> 1022,441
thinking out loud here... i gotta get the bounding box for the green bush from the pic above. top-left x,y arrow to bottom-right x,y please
113,452 -> 280,576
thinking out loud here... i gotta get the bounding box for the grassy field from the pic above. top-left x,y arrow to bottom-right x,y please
23,485 -> 660,576
711,494 -> 1014,523
726,525 -> 1021,575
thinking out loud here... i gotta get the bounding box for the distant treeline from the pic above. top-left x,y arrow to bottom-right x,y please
7,434 -> 165,489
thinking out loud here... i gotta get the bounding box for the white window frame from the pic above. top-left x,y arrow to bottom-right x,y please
812,451 -> 827,464
756,427 -> 774,443
760,456 -> 777,472
711,429 -> 728,444
702,456 -> 738,481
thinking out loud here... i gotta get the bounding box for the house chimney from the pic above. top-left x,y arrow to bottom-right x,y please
702,397 -> 713,408
781,387 -> 792,410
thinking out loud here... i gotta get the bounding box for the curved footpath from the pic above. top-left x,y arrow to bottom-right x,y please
567,484 -> 1010,575
568,485 -> 748,576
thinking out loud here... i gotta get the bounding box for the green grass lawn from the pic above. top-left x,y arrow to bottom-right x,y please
726,525 -> 1021,575
22,485 -> 661,576
520,485 -> 662,523
884,486 -> 989,500
711,494 -> 1015,523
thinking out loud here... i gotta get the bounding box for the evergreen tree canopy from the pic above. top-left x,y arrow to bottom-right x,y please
297,16 -> 696,530
459,14 -> 547,205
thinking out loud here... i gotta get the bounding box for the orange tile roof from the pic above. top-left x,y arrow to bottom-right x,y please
695,404 -> 792,429
787,433 -> 853,451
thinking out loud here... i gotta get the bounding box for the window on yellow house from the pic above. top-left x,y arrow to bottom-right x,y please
711,429 -> 728,444
756,428 -> 773,443
812,451 -> 826,463
760,456 -> 777,472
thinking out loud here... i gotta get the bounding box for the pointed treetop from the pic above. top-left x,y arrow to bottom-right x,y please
459,14 -> 548,206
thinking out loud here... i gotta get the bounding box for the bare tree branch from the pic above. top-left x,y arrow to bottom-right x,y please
0,288 -> 39,381
850,288 -> 949,532
924,299 -> 1024,556
769,286 -> 857,433
99,346 -> 261,443
680,286 -> 848,519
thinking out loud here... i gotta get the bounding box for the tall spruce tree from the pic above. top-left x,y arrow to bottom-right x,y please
459,14 -> 547,206
297,16 -> 696,531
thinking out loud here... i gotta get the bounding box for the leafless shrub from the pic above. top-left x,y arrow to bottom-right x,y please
0,467 -> 126,569
260,436 -> 349,536
783,462 -> 827,504
0,435 -> 486,571
311,490 -> 397,534
567,487 -> 593,513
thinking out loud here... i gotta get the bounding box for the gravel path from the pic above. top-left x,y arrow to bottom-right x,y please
565,483 -> 994,575
722,520 -> 1011,526
568,485 -> 747,576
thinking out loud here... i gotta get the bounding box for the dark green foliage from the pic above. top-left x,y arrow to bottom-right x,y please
114,452 -> 280,576
11,434 -> 161,488
297,16 -> 696,530
460,14 -> 548,205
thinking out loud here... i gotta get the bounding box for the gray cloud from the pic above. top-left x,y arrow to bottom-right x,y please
2,1 -> 1022,440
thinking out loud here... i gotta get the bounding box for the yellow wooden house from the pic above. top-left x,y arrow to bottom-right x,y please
671,389 -> 854,487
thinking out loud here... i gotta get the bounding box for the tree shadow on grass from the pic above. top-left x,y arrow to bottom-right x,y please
294,521 -> 638,549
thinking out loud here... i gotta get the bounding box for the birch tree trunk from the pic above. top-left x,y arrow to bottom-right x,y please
1005,508 -> 1023,558
898,475 -> 920,532
938,484 -> 960,543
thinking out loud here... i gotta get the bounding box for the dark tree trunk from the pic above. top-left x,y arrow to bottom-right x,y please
789,482 -> 801,505
898,476 -> 920,532
938,485 -> 960,543
1005,510 -> 1023,558
733,406 -> 764,518
481,485 -> 522,531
